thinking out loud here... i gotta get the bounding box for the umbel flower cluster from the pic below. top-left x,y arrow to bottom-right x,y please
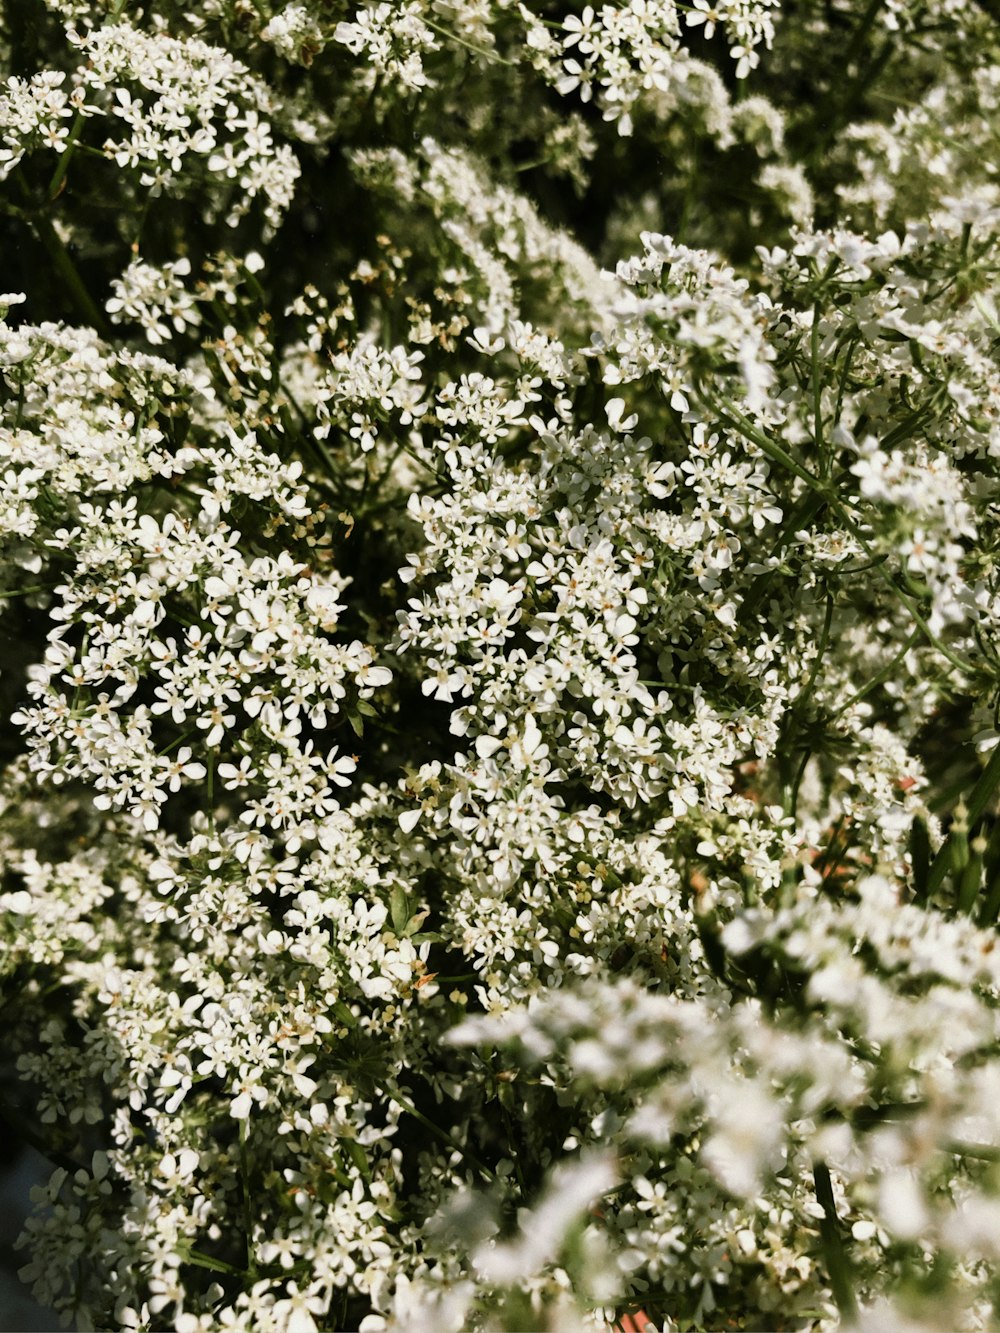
2,0 -> 1000,1330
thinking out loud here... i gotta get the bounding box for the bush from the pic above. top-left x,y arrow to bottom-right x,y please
2,1 -> 1000,1329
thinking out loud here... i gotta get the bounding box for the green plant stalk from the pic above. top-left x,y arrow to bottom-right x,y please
374,1081 -> 495,1182
830,512 -> 973,676
712,387 -> 972,674
779,595 -> 835,904
982,815 -> 1000,876
46,110 -> 87,203
810,304 -> 826,474
206,748 -> 216,830
828,627 -> 921,723
946,1138 -> 1000,1163
843,0 -> 887,68
813,1161 -> 859,1323
790,593 -> 834,731
44,0 -> 128,203
422,16 -> 515,65
239,1119 -> 259,1278
29,210 -> 110,337
181,1246 -> 249,1278
700,390 -> 825,492
957,848 -> 983,915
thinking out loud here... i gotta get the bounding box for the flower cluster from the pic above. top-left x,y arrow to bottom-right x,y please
2,2 -> 1000,1332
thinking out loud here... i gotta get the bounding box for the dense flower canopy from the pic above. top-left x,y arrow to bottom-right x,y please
2,0 -> 1000,1330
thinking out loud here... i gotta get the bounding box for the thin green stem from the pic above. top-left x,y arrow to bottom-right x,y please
29,210 -> 110,337
239,1120 -> 258,1278
781,595 -> 835,884
810,305 -> 826,474
374,1081 -> 495,1182
834,334 -> 860,425
159,726 -> 198,758
843,0 -> 887,68
827,627 -> 921,723
422,17 -> 515,65
708,390 -> 973,673
206,748 -> 216,829
45,0 -> 128,202
945,1138 -> 1000,1163
700,390 -> 826,492
46,111 -> 87,203
793,593 -> 834,722
13,170 -> 105,332
960,738 -> 1000,828
0,584 -> 52,598
180,1246 -> 249,1279
825,498 -> 974,676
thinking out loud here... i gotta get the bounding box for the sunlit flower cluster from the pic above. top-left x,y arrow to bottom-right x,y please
2,2 -> 1000,1332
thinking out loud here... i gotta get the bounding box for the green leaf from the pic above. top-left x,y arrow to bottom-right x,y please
389,884 -> 411,936
958,850 -> 984,915
813,1161 -> 858,1323
978,866 -> 1000,926
344,1138 -> 370,1180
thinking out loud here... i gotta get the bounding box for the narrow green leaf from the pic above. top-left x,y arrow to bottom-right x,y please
957,850 -> 983,915
977,865 -> 1000,926
964,743 -> 1000,827
389,884 -> 411,936
813,1161 -> 858,1323
909,815 -> 930,904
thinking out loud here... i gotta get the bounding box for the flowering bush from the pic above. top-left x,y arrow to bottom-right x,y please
2,1 -> 1000,1330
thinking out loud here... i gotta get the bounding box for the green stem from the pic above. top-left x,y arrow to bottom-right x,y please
46,110 -> 87,203
0,584 -> 52,598
834,334 -> 860,426
945,1138 -> 1000,1163
958,739 -> 1000,828
29,210 -> 110,337
14,169 -> 106,334
793,593 -> 834,721
710,390 -> 973,674
827,627 -> 921,723
239,1120 -> 258,1278
159,726 -> 198,757
810,304 -> 826,474
843,0 -> 886,68
45,0 -> 128,202
422,17 -> 515,65
700,390 -> 826,492
206,748 -> 216,829
374,1081 -> 495,1182
181,1246 -> 249,1279
827,505 -> 974,677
